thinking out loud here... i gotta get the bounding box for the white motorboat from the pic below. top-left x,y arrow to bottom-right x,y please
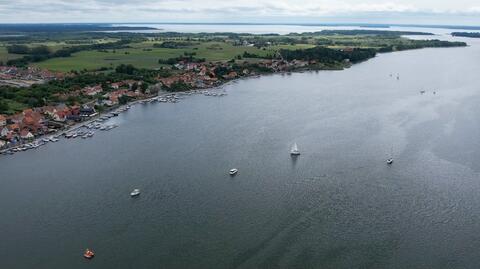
130,189 -> 141,197
229,168 -> 238,175
386,146 -> 394,164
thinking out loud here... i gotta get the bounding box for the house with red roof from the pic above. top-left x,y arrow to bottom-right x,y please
223,71 -> 238,80
7,123 -> 20,133
82,85 -> 103,96
53,111 -> 67,122
104,89 -> 131,105
0,115 -> 6,127
21,110 -> 45,134
20,129 -> 34,140
8,113 -> 23,124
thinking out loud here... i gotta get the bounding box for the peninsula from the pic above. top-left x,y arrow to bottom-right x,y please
0,27 -> 467,150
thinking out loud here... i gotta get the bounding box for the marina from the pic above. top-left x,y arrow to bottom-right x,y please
0,90 -> 228,156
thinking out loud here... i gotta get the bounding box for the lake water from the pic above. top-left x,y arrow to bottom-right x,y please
2,31 -> 480,268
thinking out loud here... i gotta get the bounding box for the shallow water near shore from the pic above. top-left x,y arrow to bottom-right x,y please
2,34 -> 480,268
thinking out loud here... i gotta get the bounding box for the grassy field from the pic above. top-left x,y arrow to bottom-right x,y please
1,33 -> 440,72
33,42 -> 315,72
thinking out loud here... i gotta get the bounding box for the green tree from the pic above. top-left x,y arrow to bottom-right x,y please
7,45 -> 30,54
0,100 -> 9,114
115,64 -> 136,75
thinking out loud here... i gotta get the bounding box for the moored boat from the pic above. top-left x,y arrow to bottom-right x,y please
83,249 -> 95,259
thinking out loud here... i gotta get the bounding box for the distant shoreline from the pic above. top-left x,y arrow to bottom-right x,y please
0,24 -> 158,33
104,22 -> 480,31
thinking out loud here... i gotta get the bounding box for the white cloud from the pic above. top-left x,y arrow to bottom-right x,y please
1,0 -> 480,23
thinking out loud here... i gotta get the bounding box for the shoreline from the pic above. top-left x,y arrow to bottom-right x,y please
0,41 -> 467,155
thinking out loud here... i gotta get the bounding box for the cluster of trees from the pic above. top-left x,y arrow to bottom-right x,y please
0,99 -> 10,114
378,40 -> 467,52
166,81 -> 192,92
241,51 -> 274,59
7,44 -> 50,55
292,30 -> 434,36
280,46 -> 377,64
153,41 -> 198,48
158,55 -> 206,65
7,40 -> 133,66
0,64 -> 171,114
451,32 -> 480,38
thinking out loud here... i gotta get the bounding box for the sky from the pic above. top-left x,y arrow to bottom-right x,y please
1,0 -> 480,25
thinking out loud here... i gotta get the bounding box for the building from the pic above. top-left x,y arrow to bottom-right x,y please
79,106 -> 97,118
1,127 -> 9,137
0,115 -> 6,127
82,85 -> 103,96
20,129 -> 34,140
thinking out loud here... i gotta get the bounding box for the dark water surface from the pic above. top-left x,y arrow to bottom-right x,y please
2,36 -> 480,269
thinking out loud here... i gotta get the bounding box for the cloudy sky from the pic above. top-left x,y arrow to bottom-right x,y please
1,0 -> 480,25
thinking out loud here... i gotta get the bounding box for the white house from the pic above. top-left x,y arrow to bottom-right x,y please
1,127 -> 9,137
20,130 -> 34,140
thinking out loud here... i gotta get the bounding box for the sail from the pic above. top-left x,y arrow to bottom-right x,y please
291,143 -> 300,155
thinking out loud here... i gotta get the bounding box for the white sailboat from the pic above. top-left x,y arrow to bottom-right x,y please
290,143 -> 300,156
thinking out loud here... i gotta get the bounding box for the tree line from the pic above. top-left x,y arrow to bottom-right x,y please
6,40 -> 134,66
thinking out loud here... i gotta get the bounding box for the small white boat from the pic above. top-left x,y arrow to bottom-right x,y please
290,143 -> 300,155
386,146 -> 394,164
130,189 -> 141,197
229,169 -> 238,175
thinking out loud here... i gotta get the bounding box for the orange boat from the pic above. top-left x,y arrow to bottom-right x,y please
83,249 -> 95,259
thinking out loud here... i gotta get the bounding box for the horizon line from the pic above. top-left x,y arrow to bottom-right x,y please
0,22 -> 480,28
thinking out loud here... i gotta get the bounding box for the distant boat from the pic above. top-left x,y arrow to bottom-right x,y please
290,143 -> 300,156
386,146 -> 394,165
83,249 -> 95,259
130,189 -> 141,197
229,168 -> 238,175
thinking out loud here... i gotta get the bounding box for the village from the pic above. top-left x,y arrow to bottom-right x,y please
0,66 -> 67,87
0,57 -> 325,153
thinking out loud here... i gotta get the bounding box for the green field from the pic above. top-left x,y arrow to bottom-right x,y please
33,42 -> 315,72
0,31 -> 459,72
27,35 -> 417,72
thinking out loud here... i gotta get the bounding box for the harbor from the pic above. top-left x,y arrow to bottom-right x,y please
0,89 -> 231,156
